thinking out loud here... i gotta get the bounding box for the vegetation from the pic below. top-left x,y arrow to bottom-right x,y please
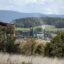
16,26 -> 64,32
16,25 -> 56,31
16,27 -> 30,31
18,38 -> 44,55
15,17 -> 64,40
0,53 -> 64,64
22,61 -> 32,64
44,32 -> 64,57
5,37 -> 20,53
0,27 -> 44,55
0,28 -> 20,53
14,17 -> 64,28
0,24 -> 64,58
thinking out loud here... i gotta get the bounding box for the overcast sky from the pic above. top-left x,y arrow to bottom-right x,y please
0,0 -> 64,14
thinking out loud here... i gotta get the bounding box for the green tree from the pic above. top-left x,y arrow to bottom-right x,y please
44,32 -> 64,57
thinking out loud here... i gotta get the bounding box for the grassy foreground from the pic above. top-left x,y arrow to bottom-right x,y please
0,53 -> 64,64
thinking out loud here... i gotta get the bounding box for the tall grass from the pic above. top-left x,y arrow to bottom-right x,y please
0,53 -> 64,64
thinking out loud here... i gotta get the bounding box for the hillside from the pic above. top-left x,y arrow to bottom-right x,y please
0,10 -> 64,22
14,17 -> 64,28
0,10 -> 45,22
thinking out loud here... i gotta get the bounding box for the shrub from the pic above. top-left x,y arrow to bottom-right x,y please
19,38 -> 36,55
44,32 -> 64,57
0,28 -> 20,53
33,43 -> 44,55
5,37 -> 20,53
19,38 -> 44,55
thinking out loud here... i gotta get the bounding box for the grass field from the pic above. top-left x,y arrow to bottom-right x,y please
0,53 -> 64,64
16,27 -> 30,31
15,25 -> 56,31
16,25 -> 64,32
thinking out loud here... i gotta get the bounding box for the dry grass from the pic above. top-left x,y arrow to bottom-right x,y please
0,38 -> 63,64
35,39 -> 50,45
0,53 -> 64,64
15,38 -> 50,45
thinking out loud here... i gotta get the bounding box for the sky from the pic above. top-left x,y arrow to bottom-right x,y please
0,0 -> 64,14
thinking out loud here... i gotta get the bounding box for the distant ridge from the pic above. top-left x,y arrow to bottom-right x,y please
0,10 -> 64,23
0,10 -> 44,22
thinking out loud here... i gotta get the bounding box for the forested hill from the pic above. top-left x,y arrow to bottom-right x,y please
14,17 -> 64,28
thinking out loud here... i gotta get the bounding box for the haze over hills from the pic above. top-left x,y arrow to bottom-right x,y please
0,10 -> 44,22
0,10 -> 64,23
0,10 -> 64,28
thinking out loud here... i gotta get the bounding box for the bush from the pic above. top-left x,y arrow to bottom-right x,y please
5,37 -> 20,53
19,38 -> 44,55
34,43 -> 44,55
19,38 -> 36,55
0,28 -> 20,53
44,32 -> 64,57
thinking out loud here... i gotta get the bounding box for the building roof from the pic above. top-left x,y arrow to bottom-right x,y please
0,22 -> 14,26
